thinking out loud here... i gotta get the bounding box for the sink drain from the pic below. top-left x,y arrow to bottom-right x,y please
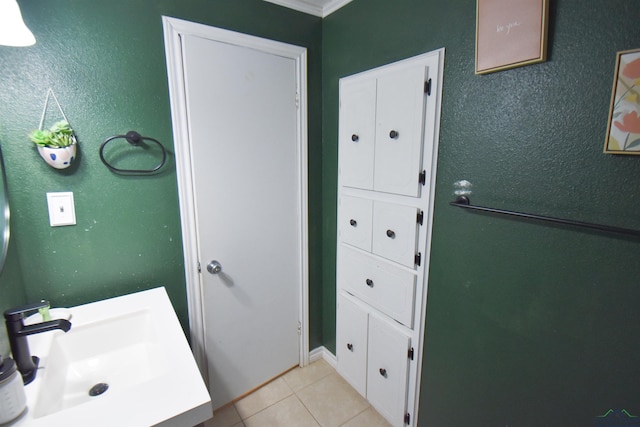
89,382 -> 109,397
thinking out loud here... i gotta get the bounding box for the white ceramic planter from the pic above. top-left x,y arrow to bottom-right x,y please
37,144 -> 77,169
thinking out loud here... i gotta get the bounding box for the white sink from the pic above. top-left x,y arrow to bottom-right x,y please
12,287 -> 212,427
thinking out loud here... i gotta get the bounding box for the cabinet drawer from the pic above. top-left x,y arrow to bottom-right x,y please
336,294 -> 368,397
338,195 -> 373,252
367,314 -> 410,427
372,201 -> 420,268
339,246 -> 416,327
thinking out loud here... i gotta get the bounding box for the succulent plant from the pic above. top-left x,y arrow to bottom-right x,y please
29,120 -> 75,148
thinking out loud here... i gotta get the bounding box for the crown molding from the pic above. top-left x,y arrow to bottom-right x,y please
262,0 -> 353,17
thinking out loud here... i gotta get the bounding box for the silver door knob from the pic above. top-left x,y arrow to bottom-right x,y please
207,260 -> 222,274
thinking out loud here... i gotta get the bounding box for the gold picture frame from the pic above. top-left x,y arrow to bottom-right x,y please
475,0 -> 549,74
604,48 -> 640,155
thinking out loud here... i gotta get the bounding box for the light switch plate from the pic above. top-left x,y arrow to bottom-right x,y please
46,192 -> 76,227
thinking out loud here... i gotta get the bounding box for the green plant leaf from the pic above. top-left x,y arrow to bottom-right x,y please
49,120 -> 73,135
28,129 -> 52,147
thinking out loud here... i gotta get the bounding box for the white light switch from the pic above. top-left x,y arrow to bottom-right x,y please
46,192 -> 76,227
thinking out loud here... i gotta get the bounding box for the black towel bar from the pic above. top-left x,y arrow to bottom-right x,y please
450,196 -> 640,238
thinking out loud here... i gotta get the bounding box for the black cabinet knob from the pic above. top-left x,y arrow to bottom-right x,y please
351,134 -> 359,142
389,130 -> 399,139
347,343 -> 353,351
366,279 -> 374,288
350,219 -> 357,227
386,229 -> 396,239
379,368 -> 387,377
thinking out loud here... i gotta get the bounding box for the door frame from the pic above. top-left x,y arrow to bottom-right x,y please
162,16 -> 310,383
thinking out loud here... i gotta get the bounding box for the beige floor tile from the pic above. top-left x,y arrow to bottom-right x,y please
341,407 -> 392,427
243,395 -> 320,427
234,377 -> 293,419
297,373 -> 369,427
282,359 -> 335,391
204,404 -> 242,427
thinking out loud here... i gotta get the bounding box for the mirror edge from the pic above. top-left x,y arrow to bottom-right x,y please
0,143 -> 10,273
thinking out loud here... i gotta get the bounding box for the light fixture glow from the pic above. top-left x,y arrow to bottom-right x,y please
0,0 -> 36,47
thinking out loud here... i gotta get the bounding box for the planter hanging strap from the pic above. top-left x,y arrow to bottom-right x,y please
38,89 -> 71,131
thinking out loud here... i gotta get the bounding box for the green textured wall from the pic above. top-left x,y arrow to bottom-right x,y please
0,0 -> 323,348
4,0 -> 640,424
323,0 -> 640,425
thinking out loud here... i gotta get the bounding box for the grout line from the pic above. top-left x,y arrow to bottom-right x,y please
337,405 -> 371,427
235,379 -> 294,421
294,390 -> 323,426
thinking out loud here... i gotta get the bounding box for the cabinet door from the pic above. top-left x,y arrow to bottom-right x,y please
336,295 -> 368,397
367,314 -> 411,427
372,201 -> 420,268
339,245 -> 416,327
374,66 -> 427,197
338,195 -> 373,252
339,78 -> 377,190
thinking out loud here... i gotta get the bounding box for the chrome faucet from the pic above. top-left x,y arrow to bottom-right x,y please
4,301 -> 72,384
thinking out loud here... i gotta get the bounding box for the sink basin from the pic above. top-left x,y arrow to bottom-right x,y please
13,287 -> 212,427
33,309 -> 167,418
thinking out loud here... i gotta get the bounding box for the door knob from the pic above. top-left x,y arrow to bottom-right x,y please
207,260 -> 222,274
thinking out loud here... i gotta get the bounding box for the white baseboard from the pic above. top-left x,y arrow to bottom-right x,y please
309,346 -> 336,368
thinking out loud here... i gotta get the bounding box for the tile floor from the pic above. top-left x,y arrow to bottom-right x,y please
204,359 -> 392,427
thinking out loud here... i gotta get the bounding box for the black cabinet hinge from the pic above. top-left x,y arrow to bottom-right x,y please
405,412 -> 411,425
197,261 -> 201,273
408,347 -> 414,360
418,170 -> 426,186
415,252 -> 422,266
417,210 -> 424,226
424,78 -> 432,95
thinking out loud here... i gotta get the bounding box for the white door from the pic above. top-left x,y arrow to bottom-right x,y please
166,20 -> 308,410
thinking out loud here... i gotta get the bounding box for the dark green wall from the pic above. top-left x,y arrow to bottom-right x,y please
4,0 -> 640,424
0,0 -> 323,349
322,0 -> 640,426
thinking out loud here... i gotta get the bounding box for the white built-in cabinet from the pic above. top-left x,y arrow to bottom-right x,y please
335,49 -> 444,427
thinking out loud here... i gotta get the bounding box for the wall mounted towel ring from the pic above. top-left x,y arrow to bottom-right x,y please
99,131 -> 167,175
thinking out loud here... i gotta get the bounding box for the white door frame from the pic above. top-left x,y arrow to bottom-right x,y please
162,16 -> 310,382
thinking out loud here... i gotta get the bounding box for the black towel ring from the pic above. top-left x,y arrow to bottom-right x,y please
99,131 -> 167,175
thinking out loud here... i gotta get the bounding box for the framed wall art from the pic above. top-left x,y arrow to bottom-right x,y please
604,48 -> 640,155
475,0 -> 549,74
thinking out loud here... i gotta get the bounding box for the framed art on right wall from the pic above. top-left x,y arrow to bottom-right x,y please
604,48 -> 640,155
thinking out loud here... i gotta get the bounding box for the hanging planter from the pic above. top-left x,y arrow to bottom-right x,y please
28,89 -> 78,170
36,141 -> 77,169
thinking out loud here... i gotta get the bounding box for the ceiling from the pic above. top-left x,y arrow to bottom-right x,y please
262,0 -> 353,17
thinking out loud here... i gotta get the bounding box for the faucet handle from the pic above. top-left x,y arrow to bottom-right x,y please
4,301 -> 51,321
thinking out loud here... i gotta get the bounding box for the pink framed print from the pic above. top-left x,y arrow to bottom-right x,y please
475,0 -> 549,74
604,48 -> 640,155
